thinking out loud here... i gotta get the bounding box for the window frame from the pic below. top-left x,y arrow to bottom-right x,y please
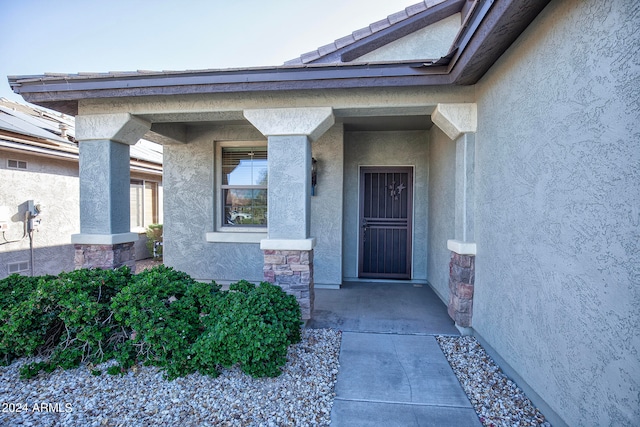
130,178 -> 162,232
7,159 -> 27,170
215,141 -> 268,234
7,261 -> 29,275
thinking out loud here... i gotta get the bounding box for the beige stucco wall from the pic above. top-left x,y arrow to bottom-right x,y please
0,148 -> 161,279
162,123 -> 345,287
472,0 -> 640,425
162,125 -> 433,286
426,125 -> 455,301
0,151 -> 78,278
356,13 -> 461,62
311,124 -> 344,287
162,125 -> 265,283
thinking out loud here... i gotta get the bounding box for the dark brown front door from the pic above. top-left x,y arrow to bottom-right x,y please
358,167 -> 413,279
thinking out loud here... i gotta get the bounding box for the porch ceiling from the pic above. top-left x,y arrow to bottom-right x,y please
130,103 -> 436,143
142,113 -> 433,144
340,115 -> 432,131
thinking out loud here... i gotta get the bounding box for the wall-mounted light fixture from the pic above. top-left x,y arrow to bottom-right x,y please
311,157 -> 318,196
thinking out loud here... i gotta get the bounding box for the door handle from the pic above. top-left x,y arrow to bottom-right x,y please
361,219 -> 368,242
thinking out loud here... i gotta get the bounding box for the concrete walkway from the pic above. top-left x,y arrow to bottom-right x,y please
307,282 -> 482,427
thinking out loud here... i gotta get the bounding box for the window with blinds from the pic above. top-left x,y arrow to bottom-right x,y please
221,146 -> 267,227
130,179 -> 160,229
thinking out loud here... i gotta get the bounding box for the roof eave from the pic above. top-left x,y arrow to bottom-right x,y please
9,63 -> 454,116
8,0 -> 553,116
448,0 -> 552,85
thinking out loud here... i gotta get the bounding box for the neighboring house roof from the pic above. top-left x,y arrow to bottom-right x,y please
0,98 -> 163,174
7,0 -> 551,116
130,139 -> 163,165
0,104 -> 73,144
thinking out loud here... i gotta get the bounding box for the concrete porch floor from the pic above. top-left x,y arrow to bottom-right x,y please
307,281 -> 459,335
308,282 -> 481,427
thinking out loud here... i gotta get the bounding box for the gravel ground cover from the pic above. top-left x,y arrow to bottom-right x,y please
437,335 -> 552,427
135,258 -> 162,272
2,319 -> 552,427
0,329 -> 341,427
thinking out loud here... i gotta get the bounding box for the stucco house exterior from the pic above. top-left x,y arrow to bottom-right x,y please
0,98 -> 163,279
7,0 -> 639,425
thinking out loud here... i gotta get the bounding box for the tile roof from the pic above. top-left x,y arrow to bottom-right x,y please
0,98 -> 162,168
284,0 -> 450,65
0,105 -> 71,145
8,0 -> 553,115
0,99 -> 75,145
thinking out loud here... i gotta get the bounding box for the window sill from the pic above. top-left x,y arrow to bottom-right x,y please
206,231 -> 267,244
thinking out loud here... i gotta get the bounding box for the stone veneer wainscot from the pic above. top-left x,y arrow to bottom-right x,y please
74,242 -> 136,272
263,249 -> 314,320
448,251 -> 475,327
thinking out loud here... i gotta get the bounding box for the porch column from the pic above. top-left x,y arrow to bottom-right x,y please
72,113 -> 151,272
432,103 -> 477,333
244,108 -> 334,319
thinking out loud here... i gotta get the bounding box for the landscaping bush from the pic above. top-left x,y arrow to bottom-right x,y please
0,267 -> 132,377
192,280 -> 302,377
110,265 -> 221,379
0,265 -> 302,380
0,274 -> 55,365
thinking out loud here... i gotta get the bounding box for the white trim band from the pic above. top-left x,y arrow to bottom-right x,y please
447,239 -> 476,255
71,232 -> 139,245
260,238 -> 316,251
206,232 -> 267,243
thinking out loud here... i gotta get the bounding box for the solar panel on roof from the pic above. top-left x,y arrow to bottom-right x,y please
0,107 -> 69,144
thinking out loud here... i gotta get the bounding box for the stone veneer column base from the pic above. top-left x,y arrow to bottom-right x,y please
74,242 -> 136,272
448,252 -> 475,327
263,249 -> 314,320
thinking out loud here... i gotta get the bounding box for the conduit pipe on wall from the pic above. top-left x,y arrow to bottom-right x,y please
26,201 -> 43,277
0,211 -> 28,245
29,229 -> 35,277
0,206 -> 42,276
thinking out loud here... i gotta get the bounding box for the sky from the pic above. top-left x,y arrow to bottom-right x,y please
1,0 -> 420,104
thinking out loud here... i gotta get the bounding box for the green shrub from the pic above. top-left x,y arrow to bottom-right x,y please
0,266 -> 302,380
0,274 -> 56,365
192,280 -> 302,377
0,267 -> 132,377
44,268 -> 130,373
110,265 -> 221,379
